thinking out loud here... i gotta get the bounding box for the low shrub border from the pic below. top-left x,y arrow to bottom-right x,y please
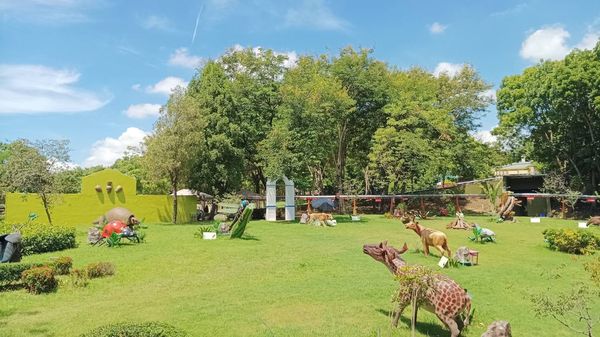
80,321 -> 188,337
0,222 -> 77,255
0,262 -> 45,285
21,266 -> 58,294
543,228 -> 600,255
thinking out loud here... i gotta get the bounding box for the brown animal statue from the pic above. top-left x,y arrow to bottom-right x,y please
587,216 -> 600,226
363,241 -> 472,337
405,216 -> 451,257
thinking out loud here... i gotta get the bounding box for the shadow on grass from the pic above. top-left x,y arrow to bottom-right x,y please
0,284 -> 24,293
240,234 -> 260,241
376,308 -> 448,337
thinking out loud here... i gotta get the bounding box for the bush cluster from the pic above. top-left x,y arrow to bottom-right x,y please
0,262 -> 45,285
0,222 -> 77,255
80,322 -> 188,337
543,228 -> 600,255
21,266 -> 57,294
50,256 -> 73,275
86,262 -> 115,279
70,268 -> 89,288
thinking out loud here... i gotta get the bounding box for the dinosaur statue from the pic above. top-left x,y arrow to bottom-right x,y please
93,207 -> 140,227
498,194 -> 521,221
363,241 -> 472,337
469,224 -> 496,243
587,216 -> 600,226
404,215 -> 451,257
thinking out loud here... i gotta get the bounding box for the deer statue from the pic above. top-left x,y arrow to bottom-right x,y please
363,241 -> 472,337
403,215 -> 451,257
587,216 -> 600,226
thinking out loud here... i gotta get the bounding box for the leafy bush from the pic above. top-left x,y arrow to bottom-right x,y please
70,268 -> 89,288
21,266 -> 57,294
0,222 -> 77,255
0,262 -> 45,285
86,262 -> 115,279
50,256 -> 73,275
80,322 -> 188,337
543,228 -> 600,255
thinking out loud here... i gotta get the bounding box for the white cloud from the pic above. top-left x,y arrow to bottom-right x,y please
168,48 -> 204,69
575,32 -> 600,50
520,26 -> 571,62
140,15 -> 172,31
473,130 -> 498,144
491,3 -> 527,17
146,76 -> 188,96
480,89 -> 497,102
0,0 -> 98,24
429,22 -> 447,34
433,62 -> 465,78
124,103 -> 161,119
50,161 -> 80,173
285,0 -> 349,31
131,83 -> 141,91
519,26 -> 600,62
0,64 -> 110,114
84,127 -> 148,167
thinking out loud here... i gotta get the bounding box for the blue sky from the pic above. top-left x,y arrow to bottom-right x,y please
1,0 -> 599,166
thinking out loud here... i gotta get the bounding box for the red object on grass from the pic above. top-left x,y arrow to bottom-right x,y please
526,196 -> 535,200
587,198 -> 596,203
102,220 -> 127,238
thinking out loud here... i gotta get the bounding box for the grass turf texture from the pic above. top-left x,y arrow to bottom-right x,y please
0,215 -> 598,336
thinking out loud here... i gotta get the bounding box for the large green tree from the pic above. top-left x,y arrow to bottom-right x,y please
1,139 -> 70,224
144,87 -> 202,223
260,55 -> 356,194
495,43 -> 600,193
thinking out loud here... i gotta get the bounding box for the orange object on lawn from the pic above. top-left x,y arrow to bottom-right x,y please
102,220 -> 127,238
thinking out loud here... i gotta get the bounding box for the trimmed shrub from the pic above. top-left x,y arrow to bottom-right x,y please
80,322 -> 188,337
21,266 -> 57,294
50,256 -> 73,275
543,228 -> 600,255
70,268 -> 89,288
86,262 -> 115,279
0,262 -> 45,286
0,223 -> 77,255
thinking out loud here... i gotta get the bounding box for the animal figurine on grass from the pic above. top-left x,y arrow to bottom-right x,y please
469,224 -> 496,243
447,211 -> 469,230
481,320 -> 511,337
93,207 -> 140,227
308,213 -> 336,226
587,216 -> 600,226
404,215 -> 451,257
363,241 -> 472,337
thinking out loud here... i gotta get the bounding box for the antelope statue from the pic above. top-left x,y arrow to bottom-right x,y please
403,215 -> 451,257
363,241 -> 471,337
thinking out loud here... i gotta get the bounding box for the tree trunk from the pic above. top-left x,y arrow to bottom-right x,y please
40,192 -> 52,225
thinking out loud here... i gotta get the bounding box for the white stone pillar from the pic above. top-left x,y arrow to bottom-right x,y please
265,179 -> 277,221
283,176 -> 295,221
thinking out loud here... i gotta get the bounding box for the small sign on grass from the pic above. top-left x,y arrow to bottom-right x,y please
438,256 -> 449,268
530,217 -> 541,223
578,222 -> 588,229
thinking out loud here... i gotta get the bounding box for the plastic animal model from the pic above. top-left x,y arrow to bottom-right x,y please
587,216 -> 600,226
404,216 -> 451,257
481,321 -> 511,337
308,213 -> 335,226
93,207 -> 140,226
469,224 -> 496,243
363,241 -> 472,337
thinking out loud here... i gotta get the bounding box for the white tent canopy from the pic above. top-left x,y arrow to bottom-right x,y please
170,189 -> 213,199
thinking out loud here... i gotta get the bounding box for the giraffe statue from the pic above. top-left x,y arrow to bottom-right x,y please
363,241 -> 471,337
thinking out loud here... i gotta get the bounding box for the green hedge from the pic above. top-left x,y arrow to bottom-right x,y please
0,262 -> 45,285
543,228 -> 600,255
81,322 -> 188,337
21,266 -> 57,294
0,223 -> 77,255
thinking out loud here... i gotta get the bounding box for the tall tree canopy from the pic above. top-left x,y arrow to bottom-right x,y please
495,43 -> 600,193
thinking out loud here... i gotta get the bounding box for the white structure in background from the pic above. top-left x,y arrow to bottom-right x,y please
265,176 -> 295,221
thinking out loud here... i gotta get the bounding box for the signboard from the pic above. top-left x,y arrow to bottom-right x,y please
438,256 -> 449,268
578,222 -> 588,228
526,196 -> 535,201
375,198 -> 382,203
530,217 -> 541,223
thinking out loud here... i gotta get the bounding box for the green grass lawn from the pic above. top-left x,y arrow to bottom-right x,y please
1,215 -> 598,337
